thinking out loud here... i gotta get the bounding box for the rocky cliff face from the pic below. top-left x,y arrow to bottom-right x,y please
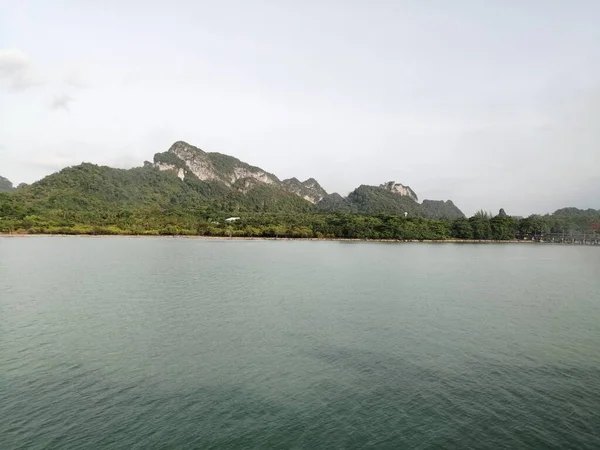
5,140 -> 465,219
317,182 -> 465,218
154,141 -> 329,203
379,181 -> 418,202
282,177 -> 328,204
155,163 -> 185,180
151,141 -> 465,217
154,141 -> 279,187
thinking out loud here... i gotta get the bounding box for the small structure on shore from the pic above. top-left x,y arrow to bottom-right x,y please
225,217 -> 240,222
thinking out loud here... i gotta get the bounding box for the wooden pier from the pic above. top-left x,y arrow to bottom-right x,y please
532,232 -> 600,246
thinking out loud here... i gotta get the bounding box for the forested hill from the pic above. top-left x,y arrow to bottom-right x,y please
15,163 -> 314,215
330,185 -> 465,219
553,207 -> 600,216
2,141 -> 598,241
0,140 -> 465,220
0,153 -> 597,238
151,141 -> 461,215
0,176 -> 14,192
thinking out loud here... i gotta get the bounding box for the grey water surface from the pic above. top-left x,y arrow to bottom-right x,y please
1,237 -> 599,449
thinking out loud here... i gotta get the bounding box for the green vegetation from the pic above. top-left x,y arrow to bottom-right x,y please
341,185 -> 464,219
1,160 -> 597,241
316,193 -> 356,213
421,199 -> 464,220
153,141 -> 280,186
282,177 -> 328,202
153,140 -> 467,219
207,152 -> 261,177
346,185 -> 423,216
153,151 -> 187,169
1,176 -> 598,242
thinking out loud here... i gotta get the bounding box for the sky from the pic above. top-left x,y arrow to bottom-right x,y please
0,0 -> 599,216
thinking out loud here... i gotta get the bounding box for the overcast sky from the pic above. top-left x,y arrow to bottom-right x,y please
1,0 -> 599,215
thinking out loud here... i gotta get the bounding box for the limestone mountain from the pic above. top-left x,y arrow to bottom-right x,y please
153,141 -> 279,187
553,207 -> 600,217
315,193 -> 355,213
17,162 -> 313,215
153,141 -> 327,204
420,199 -> 464,220
316,183 -> 464,219
5,140 -> 465,219
379,181 -> 418,202
281,177 -> 328,204
343,185 -> 423,216
152,141 -> 465,217
0,176 -> 14,192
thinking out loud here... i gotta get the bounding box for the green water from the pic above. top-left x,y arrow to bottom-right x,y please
1,237 -> 599,449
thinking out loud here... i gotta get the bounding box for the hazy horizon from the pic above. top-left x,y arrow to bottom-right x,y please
1,1 -> 599,216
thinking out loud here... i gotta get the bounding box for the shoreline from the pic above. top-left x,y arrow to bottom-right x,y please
0,233 -> 539,244
1,234 -> 596,245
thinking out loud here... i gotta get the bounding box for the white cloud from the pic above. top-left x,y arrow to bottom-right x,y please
0,49 -> 40,91
64,75 -> 88,89
62,64 -> 90,89
49,94 -> 74,111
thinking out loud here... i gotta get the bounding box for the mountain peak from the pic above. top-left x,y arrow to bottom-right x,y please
421,199 -> 464,219
0,175 -> 14,192
282,177 -> 328,204
379,181 -> 418,202
167,140 -> 205,155
150,141 -> 463,215
156,141 -> 278,186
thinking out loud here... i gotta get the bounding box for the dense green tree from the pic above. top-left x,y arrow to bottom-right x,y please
490,214 -> 517,240
1,160 -> 598,241
469,215 -> 491,239
452,217 -> 473,239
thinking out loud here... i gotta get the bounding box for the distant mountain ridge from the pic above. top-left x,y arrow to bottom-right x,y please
6,140 -> 465,218
154,141 -> 278,186
553,207 -> 600,216
153,141 -> 328,204
282,177 -> 328,204
0,176 -> 14,192
329,184 -> 464,219
150,141 -> 463,217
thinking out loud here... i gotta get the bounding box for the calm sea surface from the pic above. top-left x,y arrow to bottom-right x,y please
1,237 -> 599,449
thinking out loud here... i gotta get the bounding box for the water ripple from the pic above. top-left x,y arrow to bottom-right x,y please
1,238 -> 600,449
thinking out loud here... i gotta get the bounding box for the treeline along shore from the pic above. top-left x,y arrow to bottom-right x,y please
0,140 -> 598,243
0,209 -> 598,244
